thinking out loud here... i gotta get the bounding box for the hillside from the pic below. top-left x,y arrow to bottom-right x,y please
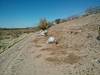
0,27 -> 38,54
0,13 -> 100,75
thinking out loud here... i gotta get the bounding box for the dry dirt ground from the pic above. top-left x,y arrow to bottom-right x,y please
0,13 -> 100,75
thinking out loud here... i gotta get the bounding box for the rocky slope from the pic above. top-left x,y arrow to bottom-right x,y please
0,13 -> 100,75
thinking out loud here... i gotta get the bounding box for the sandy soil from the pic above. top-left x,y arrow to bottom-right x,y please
0,14 -> 100,75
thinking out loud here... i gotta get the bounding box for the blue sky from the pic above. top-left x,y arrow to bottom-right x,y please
0,0 -> 100,28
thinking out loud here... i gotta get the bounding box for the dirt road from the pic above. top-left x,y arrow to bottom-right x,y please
0,33 -> 39,75
0,32 -> 69,75
0,33 -> 68,75
0,32 -> 100,75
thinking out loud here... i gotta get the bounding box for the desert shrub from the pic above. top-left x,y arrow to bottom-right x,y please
0,32 -> 3,40
67,15 -> 79,21
97,25 -> 100,40
11,31 -> 21,38
85,6 -> 100,15
60,19 -> 67,23
0,36 -> 3,40
48,22 -> 54,28
55,18 -> 61,24
39,18 -> 48,30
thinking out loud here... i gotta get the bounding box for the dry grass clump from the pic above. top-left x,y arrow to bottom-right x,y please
41,47 -> 67,55
32,38 -> 39,43
46,53 -> 80,65
49,50 -> 66,55
41,45 -> 67,55
33,37 -> 47,43
35,54 -> 42,58
35,44 -> 42,47
39,18 -> 48,30
41,44 -> 80,64
63,53 -> 80,64
46,56 -> 61,64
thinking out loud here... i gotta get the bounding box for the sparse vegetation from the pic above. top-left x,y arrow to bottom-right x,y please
0,28 -> 35,54
67,15 -> 79,21
97,25 -> 100,40
46,53 -> 80,65
84,6 -> 100,16
0,6 -> 100,75
54,18 -> 61,24
39,18 -> 48,30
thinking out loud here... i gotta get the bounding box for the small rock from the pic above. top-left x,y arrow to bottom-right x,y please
47,36 -> 56,44
96,36 -> 100,40
97,60 -> 100,63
